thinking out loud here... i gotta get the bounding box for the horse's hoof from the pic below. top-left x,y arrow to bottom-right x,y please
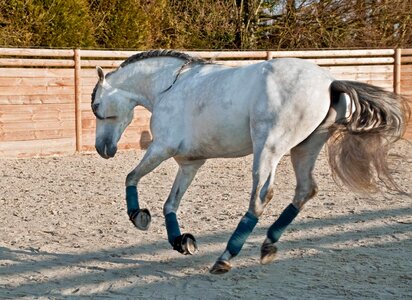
210,260 -> 232,275
260,242 -> 278,265
173,233 -> 198,255
129,208 -> 151,231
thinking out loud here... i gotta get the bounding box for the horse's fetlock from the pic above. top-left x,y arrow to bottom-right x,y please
249,205 -> 264,218
260,240 -> 278,265
292,199 -> 305,210
293,184 -> 318,209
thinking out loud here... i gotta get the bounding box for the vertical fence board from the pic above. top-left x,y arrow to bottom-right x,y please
394,49 -> 402,95
74,49 -> 82,152
400,51 -> 412,139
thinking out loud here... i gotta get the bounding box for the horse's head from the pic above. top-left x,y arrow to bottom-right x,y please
91,67 -> 135,159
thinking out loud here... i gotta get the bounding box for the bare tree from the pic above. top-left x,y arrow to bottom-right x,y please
255,0 -> 411,49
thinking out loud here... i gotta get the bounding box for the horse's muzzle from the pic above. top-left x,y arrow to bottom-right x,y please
95,141 -> 117,159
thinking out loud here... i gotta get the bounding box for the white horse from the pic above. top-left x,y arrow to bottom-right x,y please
91,50 -> 409,274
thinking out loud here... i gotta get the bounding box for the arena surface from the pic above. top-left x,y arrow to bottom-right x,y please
1,140 -> 411,299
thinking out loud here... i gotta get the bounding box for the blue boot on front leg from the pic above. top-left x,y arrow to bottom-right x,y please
165,212 -> 198,255
126,186 -> 151,230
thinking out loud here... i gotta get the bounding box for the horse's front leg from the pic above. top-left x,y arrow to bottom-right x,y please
125,143 -> 174,230
164,159 -> 205,255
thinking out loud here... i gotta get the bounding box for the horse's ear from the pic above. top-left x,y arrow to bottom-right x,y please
96,66 -> 105,83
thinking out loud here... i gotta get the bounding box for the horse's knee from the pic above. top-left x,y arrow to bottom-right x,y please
126,171 -> 138,186
163,196 -> 180,216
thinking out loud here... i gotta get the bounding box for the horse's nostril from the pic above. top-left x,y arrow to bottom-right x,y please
92,103 -> 100,113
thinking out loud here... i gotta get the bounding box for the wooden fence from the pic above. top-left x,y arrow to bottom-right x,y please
0,48 -> 411,158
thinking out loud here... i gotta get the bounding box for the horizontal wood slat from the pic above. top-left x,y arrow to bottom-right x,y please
0,48 -> 74,57
0,104 -> 74,123
401,57 -> 412,63
0,94 -> 74,105
0,85 -> 74,96
401,49 -> 412,55
0,77 -> 74,87
81,60 -> 123,68
0,138 -> 75,158
0,128 -> 74,141
0,58 -> 75,67
0,68 -> 73,77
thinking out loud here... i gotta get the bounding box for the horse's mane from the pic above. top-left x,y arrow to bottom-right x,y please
104,50 -> 209,80
118,50 -> 207,69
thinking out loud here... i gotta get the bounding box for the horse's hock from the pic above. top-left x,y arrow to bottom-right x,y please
0,48 -> 411,158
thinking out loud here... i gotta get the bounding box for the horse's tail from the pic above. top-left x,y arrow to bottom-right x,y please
327,80 -> 410,193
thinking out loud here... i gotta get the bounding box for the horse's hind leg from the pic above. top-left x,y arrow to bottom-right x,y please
210,143 -> 282,274
260,130 -> 329,264
163,158 -> 205,255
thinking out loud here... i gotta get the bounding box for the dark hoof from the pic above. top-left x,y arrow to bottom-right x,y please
210,260 -> 232,275
260,242 -> 278,265
129,209 -> 151,231
173,233 -> 198,255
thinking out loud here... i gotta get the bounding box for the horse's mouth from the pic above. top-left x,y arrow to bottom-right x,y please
95,142 -> 117,159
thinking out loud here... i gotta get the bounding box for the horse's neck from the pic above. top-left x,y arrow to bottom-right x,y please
110,58 -> 185,112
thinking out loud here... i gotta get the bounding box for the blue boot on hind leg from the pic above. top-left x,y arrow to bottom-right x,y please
261,203 -> 299,264
210,212 -> 259,274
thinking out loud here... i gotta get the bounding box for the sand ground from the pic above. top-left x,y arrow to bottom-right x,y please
0,140 -> 411,299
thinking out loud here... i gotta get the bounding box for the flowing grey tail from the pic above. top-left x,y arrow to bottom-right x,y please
327,80 -> 410,193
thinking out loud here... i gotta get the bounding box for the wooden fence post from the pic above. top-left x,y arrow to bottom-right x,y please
74,49 -> 82,152
394,48 -> 401,95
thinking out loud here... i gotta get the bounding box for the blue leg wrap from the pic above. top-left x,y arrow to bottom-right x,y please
226,211 -> 259,257
267,203 -> 299,243
165,212 -> 181,245
126,186 -> 139,216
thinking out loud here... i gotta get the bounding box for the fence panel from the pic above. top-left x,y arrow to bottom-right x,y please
0,48 -> 410,157
0,65 -> 76,157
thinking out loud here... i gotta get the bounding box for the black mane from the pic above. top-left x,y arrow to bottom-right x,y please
119,50 -> 206,69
